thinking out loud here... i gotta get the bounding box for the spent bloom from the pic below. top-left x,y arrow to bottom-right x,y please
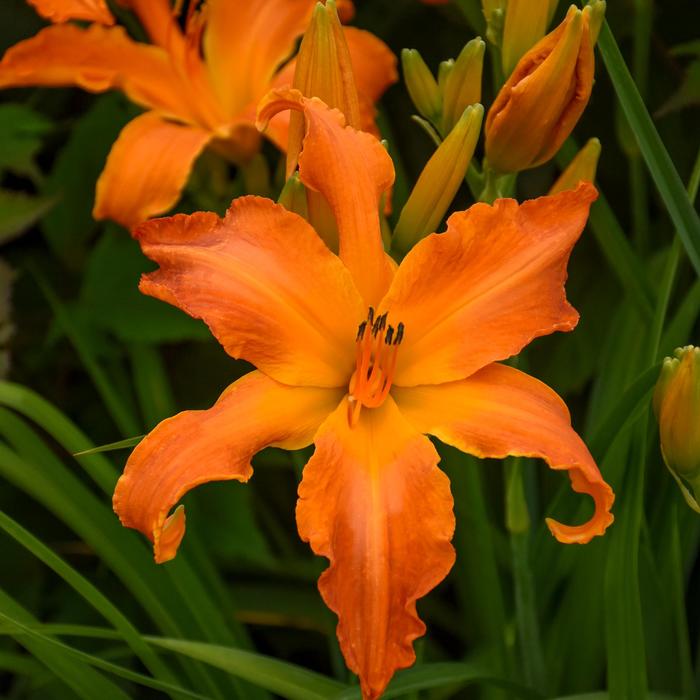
113,90 -> 614,699
0,0 -> 396,227
654,346 -> 700,513
485,4 -> 600,174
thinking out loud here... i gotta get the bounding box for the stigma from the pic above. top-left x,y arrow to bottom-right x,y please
347,307 -> 404,427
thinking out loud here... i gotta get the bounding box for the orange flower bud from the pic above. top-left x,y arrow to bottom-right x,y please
287,0 -> 361,175
485,4 -> 597,174
549,137 -> 601,195
654,346 -> 700,513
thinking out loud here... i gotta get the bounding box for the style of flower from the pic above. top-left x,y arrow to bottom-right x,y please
0,0 -> 396,227
113,89 -> 614,699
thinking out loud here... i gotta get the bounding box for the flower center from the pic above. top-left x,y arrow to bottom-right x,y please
347,307 -> 404,426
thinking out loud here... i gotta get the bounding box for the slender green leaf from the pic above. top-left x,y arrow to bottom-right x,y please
598,21 -> 700,276
0,510 -> 177,689
148,637 -> 346,700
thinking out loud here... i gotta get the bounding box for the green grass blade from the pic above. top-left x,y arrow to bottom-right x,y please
73,436 -> 143,457
0,613 -> 211,700
597,21 -> 700,276
586,363 -> 661,461
334,661 -> 543,699
0,510 -> 177,690
147,637 -> 346,700
29,265 -> 140,437
0,591 -> 130,700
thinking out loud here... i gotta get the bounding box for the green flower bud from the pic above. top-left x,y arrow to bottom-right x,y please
392,103 -> 484,255
654,346 -> 700,513
401,48 -> 441,124
441,38 -> 485,136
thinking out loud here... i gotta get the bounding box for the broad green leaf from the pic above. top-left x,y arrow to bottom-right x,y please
0,103 -> 52,180
80,227 -> 210,344
40,94 -> 133,264
0,189 -> 56,244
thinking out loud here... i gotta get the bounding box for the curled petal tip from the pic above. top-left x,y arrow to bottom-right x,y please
154,505 -> 186,563
545,474 -> 615,544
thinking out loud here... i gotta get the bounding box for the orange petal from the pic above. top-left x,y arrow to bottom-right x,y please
344,27 -> 398,105
93,112 -> 210,228
393,363 -> 614,544
114,371 -> 342,563
297,397 -> 455,699
203,0 -> 315,117
27,0 -> 114,24
381,183 -> 598,386
136,195 -> 365,387
0,24 -> 195,122
258,88 -> 395,307
116,0 -> 184,52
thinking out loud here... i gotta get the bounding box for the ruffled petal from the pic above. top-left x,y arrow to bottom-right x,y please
0,24 -> 195,122
258,89 -> 395,307
393,363 -> 614,544
93,112 -> 210,228
297,397 -> 455,699
27,0 -> 115,24
381,183 -> 597,386
114,371 -> 342,563
204,0 -> 315,116
136,196 -> 365,387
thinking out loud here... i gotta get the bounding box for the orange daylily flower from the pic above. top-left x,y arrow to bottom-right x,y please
0,0 -> 396,228
113,90 -> 614,699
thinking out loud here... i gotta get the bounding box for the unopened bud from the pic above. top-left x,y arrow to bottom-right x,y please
402,49 -> 441,124
549,137 -> 601,195
501,0 -> 559,77
393,104 -> 484,254
441,38 -> 485,136
485,4 -> 598,173
287,0 -> 361,175
654,346 -> 700,514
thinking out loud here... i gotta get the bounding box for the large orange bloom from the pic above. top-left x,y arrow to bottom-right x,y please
113,90 -> 614,699
0,0 -> 396,227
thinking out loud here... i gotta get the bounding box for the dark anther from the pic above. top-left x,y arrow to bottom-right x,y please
356,321 -> 367,341
394,322 -> 405,345
367,307 -> 375,324
385,325 -> 394,345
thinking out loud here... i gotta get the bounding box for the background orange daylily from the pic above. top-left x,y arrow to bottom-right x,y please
113,90 -> 614,700
0,0 -> 397,227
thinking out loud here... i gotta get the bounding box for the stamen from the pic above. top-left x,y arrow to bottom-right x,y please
348,309 -> 404,425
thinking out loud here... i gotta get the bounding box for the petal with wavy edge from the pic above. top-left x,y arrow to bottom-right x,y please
297,396 -> 455,700
381,183 -> 597,387
258,89 -> 395,306
0,24 -> 201,123
28,0 -> 114,24
114,371 -> 342,563
93,112 -> 210,228
136,195 -> 364,387
393,363 -> 614,543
